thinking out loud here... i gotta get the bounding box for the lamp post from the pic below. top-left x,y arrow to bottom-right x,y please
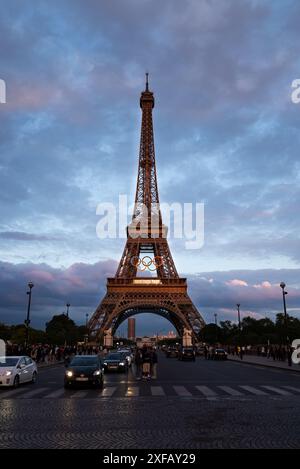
214,313 -> 218,344
280,282 -> 291,366
25,281 -> 34,349
66,303 -> 70,319
236,303 -> 242,359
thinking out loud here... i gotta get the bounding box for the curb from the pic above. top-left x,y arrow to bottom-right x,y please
228,357 -> 300,373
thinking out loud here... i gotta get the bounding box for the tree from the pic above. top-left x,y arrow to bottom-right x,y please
199,323 -> 223,344
46,314 -> 79,345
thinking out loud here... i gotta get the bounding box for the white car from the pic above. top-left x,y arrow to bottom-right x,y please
0,356 -> 38,387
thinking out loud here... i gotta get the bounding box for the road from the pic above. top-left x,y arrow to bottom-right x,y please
1,352 -> 300,448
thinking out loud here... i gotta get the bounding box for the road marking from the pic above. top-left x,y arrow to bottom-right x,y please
239,385 -> 268,396
101,386 -> 117,397
44,389 -> 67,398
261,386 -> 292,396
70,391 -> 88,398
0,387 -> 29,398
173,386 -> 192,397
218,386 -> 244,396
125,386 -> 139,397
151,386 -> 165,396
195,385 -> 217,397
19,387 -> 49,398
282,386 -> 300,393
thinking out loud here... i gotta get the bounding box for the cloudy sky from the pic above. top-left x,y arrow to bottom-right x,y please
0,0 -> 300,334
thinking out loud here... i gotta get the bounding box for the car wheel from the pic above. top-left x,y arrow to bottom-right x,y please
13,375 -> 20,388
31,371 -> 37,384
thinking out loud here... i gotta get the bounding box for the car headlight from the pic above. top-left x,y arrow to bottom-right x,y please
119,362 -> 125,366
66,371 -> 73,377
93,370 -> 101,376
5,371 -> 12,376
103,362 -> 107,366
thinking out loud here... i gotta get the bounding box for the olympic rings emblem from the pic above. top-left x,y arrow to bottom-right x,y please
130,256 -> 164,271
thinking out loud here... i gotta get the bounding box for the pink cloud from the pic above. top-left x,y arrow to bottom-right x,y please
254,281 -> 272,288
27,270 -> 55,283
226,279 -> 248,287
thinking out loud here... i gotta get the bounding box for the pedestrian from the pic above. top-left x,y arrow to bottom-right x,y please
142,346 -> 151,379
150,348 -> 158,379
134,347 -> 143,380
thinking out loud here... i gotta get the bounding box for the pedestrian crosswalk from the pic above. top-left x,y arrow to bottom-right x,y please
0,383 -> 300,400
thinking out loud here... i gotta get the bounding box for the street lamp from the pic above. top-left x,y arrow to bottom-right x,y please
25,281 -> 34,349
214,313 -> 218,344
66,303 -> 70,318
85,313 -> 89,328
236,303 -> 242,359
280,282 -> 291,366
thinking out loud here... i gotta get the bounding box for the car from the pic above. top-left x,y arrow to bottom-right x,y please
166,347 -> 179,358
196,346 -> 205,356
64,355 -> 104,389
178,347 -> 196,361
0,356 -> 37,388
118,349 -> 133,366
103,352 -> 128,372
214,348 -> 228,360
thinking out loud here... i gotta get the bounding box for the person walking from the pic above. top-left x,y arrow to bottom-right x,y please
142,345 -> 152,379
134,347 -> 143,380
150,348 -> 158,379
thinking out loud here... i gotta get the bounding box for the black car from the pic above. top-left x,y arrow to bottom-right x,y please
64,355 -> 104,389
103,352 -> 128,373
214,349 -> 228,360
166,347 -> 178,358
178,347 -> 196,361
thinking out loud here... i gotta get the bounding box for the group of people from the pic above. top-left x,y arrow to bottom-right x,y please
6,343 -> 101,364
134,345 -> 158,380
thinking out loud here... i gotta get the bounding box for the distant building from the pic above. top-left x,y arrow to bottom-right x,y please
127,318 -> 136,340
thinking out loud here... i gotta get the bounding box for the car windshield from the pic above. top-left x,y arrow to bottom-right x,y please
70,357 -> 99,366
0,357 -> 19,367
107,353 -> 122,360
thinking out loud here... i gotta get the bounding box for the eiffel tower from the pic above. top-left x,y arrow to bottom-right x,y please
89,74 -> 205,342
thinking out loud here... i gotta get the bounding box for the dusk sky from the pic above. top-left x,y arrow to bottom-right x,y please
0,0 -> 300,334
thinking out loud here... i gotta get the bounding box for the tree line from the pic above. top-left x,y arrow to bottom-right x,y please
0,314 -> 88,345
199,313 -> 300,345
1,312 -> 300,346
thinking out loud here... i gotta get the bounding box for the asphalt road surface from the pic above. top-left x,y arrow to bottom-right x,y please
1,352 -> 300,448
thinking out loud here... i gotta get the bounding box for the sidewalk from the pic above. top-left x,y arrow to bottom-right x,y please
228,354 -> 300,372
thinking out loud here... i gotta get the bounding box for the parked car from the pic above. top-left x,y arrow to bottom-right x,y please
103,352 -> 128,372
214,348 -> 228,360
0,356 -> 37,388
178,347 -> 196,361
64,355 -> 104,389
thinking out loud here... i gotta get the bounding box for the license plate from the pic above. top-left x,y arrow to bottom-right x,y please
76,377 -> 88,381
108,365 -> 118,369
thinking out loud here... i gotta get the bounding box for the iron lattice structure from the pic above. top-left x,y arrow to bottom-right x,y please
89,75 -> 205,341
